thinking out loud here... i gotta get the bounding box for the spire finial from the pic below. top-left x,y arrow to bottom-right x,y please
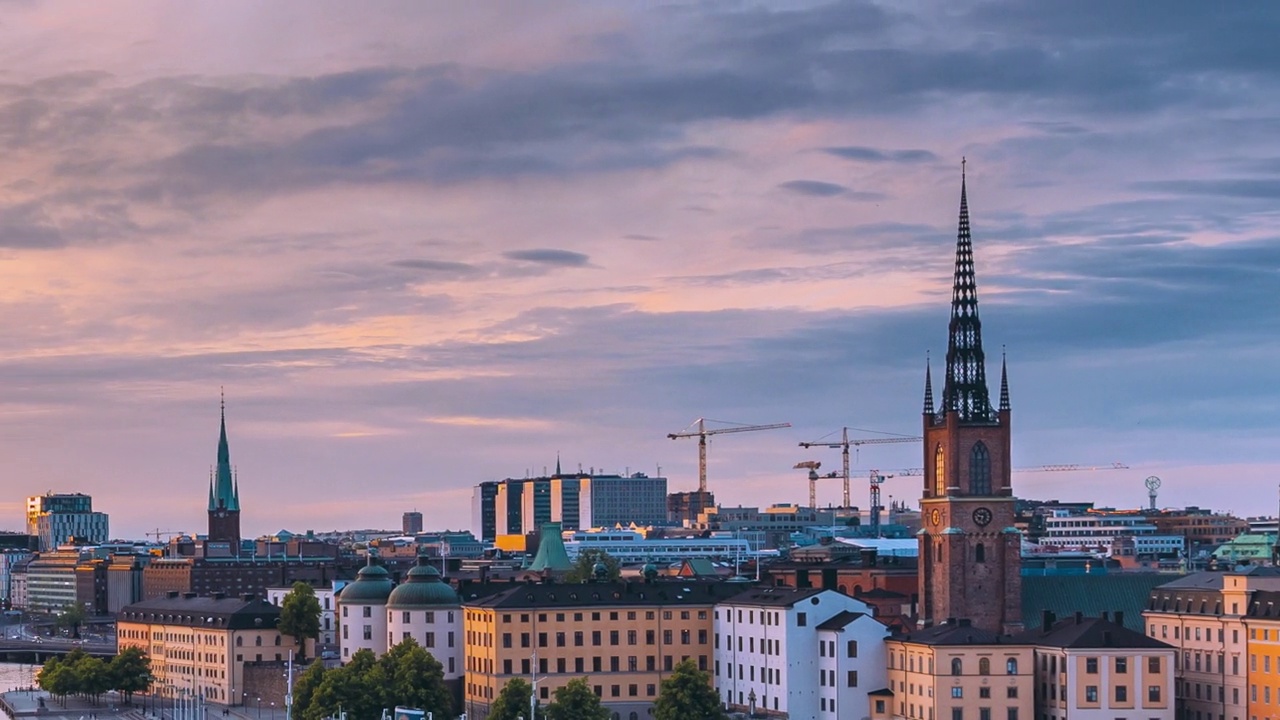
923,352 -> 935,415
555,453 -> 562,477
999,346 -> 1010,412
941,161 -> 992,422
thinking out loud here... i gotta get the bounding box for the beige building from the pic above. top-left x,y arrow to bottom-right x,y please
1141,569 -> 1280,720
461,581 -> 744,720
117,592 -> 299,706
1026,612 -> 1174,720
877,620 -> 1035,720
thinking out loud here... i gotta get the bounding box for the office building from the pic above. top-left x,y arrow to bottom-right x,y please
473,470 -> 668,542
26,493 -> 109,552
403,511 -> 424,535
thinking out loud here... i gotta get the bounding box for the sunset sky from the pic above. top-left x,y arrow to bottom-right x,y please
1,1 -> 1278,538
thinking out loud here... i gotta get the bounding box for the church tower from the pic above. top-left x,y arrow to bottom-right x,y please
207,393 -> 242,554
918,164 -> 1021,634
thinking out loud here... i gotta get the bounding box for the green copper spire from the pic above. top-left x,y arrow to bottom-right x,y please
209,390 -> 240,512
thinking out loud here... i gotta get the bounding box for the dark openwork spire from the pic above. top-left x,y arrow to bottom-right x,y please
209,389 -> 240,512
942,159 -> 994,423
999,349 -> 1011,412
923,355 -> 935,415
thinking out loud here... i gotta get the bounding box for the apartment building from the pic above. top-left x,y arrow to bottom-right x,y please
877,621 -> 1035,720
117,592 -> 298,706
461,581 -> 743,720
713,586 -> 889,718
1028,613 -> 1174,720
1142,569 -> 1280,720
1243,590 -> 1280,720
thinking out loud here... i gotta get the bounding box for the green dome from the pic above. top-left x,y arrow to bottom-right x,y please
338,562 -> 394,604
388,562 -> 459,608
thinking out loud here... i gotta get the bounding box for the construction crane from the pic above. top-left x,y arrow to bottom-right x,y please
668,418 -> 791,494
793,461 -> 841,509
799,428 -> 922,508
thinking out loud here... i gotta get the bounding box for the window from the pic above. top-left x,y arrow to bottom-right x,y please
575,658 -> 584,673
935,445 -> 946,495
1115,685 -> 1127,702
610,657 -> 619,672
503,660 -> 512,675
646,630 -> 655,645
951,658 -> 963,676
847,640 -> 858,658
610,630 -> 619,645
951,687 -> 963,699
975,543 -> 985,563
362,606 -> 371,618
1005,709 -> 1017,720
797,613 -> 807,627
1116,657 -> 1128,674
847,670 -> 858,687
969,442 -> 991,494
979,658 -> 990,675
628,656 -> 637,671
1085,686 -> 1098,703
502,633 -> 512,648
627,630 -> 636,645
979,709 -> 990,720
538,632 -> 548,647
1086,657 -> 1098,674
557,658 -> 566,674
521,633 -> 530,648
574,631 -> 583,646
647,684 -> 656,697
1148,686 -> 1161,703
979,687 -> 990,699
362,626 -> 372,641
1006,687 -> 1017,699
1006,658 -> 1018,675
951,708 -> 963,720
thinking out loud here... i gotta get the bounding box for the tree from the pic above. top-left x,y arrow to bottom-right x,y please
653,659 -> 726,720
55,603 -> 87,638
377,639 -> 453,718
564,550 -> 621,584
279,582 -> 323,660
108,646 -> 152,705
544,678 -> 608,720
488,678 -> 539,720
290,660 -> 328,720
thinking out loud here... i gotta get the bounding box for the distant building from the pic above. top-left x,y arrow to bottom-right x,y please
564,528 -> 752,565
472,468 -> 668,541
403,511 -> 424,535
26,493 -> 109,552
692,504 -> 840,550
1149,508 -> 1248,550
667,490 -> 715,526
118,593 -> 298,706
265,582 -> 343,649
1038,509 -> 1184,557
0,549 -> 35,608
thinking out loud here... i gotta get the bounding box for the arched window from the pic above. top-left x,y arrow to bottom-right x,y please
1006,658 -> 1019,675
630,713 -> 639,720
951,658 -> 962,676
975,543 -> 986,563
254,636 -> 262,646
970,442 -> 991,495
934,445 -> 946,496
979,657 -> 991,676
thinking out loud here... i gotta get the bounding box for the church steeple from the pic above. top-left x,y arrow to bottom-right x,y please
210,390 -> 239,512
942,159 -> 994,423
999,350 -> 1011,412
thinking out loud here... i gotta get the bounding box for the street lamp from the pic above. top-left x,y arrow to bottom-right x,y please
748,689 -> 756,717
256,697 -> 262,720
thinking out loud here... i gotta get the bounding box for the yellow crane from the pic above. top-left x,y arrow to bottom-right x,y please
799,428 -> 921,508
668,418 -> 791,494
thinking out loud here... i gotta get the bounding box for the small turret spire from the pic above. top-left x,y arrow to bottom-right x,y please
555,453 -> 562,477
923,354 -> 935,415
999,348 -> 1011,412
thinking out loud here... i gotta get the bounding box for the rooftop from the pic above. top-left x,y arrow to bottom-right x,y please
465,580 -> 750,609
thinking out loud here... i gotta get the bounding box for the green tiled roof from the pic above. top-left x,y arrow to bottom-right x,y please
1021,574 -> 1176,632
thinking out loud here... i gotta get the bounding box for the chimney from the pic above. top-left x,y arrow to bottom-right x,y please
1101,611 -> 1109,622
1042,610 -> 1055,629
860,548 -> 878,567
183,592 -> 197,599
1074,611 -> 1083,624
1114,611 -> 1124,627
946,617 -> 957,626
212,592 -> 226,600
241,593 -> 255,601
957,618 -> 972,627
166,591 -> 179,599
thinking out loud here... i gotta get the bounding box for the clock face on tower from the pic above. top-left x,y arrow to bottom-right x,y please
972,507 -> 993,527
930,508 -> 942,527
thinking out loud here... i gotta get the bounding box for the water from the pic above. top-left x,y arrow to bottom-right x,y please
0,661 -> 40,693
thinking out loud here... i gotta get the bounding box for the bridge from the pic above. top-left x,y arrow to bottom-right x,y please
0,638 -> 115,660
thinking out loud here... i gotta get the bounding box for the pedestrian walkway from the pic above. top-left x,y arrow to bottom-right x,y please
1,689 -> 131,720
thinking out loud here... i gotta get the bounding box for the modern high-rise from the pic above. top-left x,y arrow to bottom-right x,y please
207,396 -> 242,555
26,493 -> 109,551
918,166 -> 1022,634
402,511 -> 424,535
472,467 -> 668,542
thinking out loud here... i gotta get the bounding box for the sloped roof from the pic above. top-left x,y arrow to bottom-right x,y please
529,523 -> 573,573
1022,573 -> 1171,631
1015,616 -> 1171,649
816,610 -> 866,631
722,586 -> 827,608
895,620 -> 1009,646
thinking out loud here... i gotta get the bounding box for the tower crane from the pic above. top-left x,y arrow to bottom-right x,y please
793,461 -> 841,509
668,418 -> 791,494
799,428 -> 922,508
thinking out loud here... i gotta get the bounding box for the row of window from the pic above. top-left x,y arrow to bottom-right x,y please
898,701 -> 1020,720
474,653 -> 704,676
469,680 -> 660,702
497,628 -> 704,649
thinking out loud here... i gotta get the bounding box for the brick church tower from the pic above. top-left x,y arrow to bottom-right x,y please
918,164 -> 1022,634
207,393 -> 242,554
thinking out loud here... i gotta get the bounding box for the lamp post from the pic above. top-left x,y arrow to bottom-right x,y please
748,689 -> 756,717
256,697 -> 261,720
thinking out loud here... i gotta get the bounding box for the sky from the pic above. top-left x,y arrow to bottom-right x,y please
1,1 -> 1279,539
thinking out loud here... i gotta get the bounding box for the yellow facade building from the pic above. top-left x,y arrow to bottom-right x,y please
117,592 -> 299,706
461,581 -> 743,720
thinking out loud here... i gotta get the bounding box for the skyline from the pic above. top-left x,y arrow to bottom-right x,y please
1,2 -> 1278,537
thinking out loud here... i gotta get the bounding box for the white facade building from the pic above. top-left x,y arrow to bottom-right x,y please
565,529 -> 753,565
336,562 -> 393,661
1039,511 -> 1184,556
385,561 -> 463,680
714,587 -> 888,718
266,583 -> 342,648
